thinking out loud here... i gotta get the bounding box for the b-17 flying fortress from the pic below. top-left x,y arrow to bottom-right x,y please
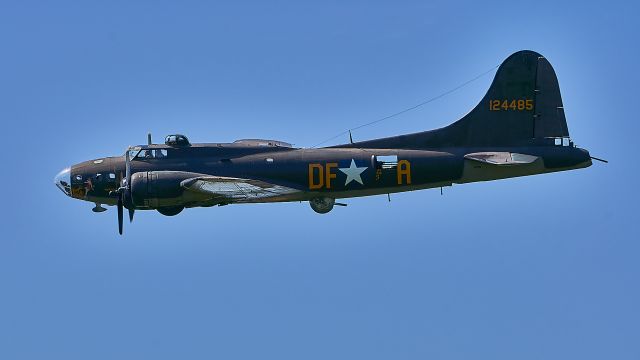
55,50 -> 599,234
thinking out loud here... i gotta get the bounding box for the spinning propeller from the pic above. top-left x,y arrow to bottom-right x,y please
113,135 -> 153,235
114,147 -> 135,235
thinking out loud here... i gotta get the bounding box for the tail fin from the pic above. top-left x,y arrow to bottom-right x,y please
333,50 -> 570,149
453,50 -> 569,146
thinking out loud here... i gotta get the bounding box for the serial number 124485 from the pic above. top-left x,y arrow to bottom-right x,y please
489,99 -> 533,111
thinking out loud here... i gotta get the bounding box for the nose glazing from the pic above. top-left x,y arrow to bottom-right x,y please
54,167 -> 71,196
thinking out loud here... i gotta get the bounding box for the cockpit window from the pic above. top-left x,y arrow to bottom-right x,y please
134,148 -> 169,159
128,148 -> 140,159
153,149 -> 167,158
137,149 -> 149,158
126,146 -> 170,160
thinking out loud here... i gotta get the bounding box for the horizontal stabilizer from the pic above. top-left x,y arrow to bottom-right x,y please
464,152 -> 538,165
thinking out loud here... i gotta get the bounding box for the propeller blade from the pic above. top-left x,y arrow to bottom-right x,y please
124,147 -> 135,225
125,147 -> 132,189
117,197 -> 123,235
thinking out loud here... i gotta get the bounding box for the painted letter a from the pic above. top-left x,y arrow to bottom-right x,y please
397,160 -> 411,185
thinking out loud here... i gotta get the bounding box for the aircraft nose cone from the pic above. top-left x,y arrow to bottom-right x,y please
54,167 -> 71,197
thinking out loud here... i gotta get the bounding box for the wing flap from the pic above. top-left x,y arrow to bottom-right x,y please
181,176 -> 299,201
464,152 -> 538,165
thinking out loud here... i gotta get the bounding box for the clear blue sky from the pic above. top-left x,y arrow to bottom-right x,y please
1,1 -> 638,359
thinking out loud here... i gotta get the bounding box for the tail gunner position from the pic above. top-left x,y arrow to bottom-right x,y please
55,51 -> 600,234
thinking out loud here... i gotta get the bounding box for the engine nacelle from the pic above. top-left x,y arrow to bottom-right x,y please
130,171 -> 200,209
157,206 -> 184,216
309,197 -> 335,214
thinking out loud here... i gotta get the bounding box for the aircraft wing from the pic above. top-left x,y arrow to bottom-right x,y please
181,176 -> 300,202
464,152 -> 539,165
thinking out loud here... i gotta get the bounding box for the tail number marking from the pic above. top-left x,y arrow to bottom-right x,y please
489,99 -> 533,111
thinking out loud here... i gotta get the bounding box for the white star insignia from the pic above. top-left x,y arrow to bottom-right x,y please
339,159 -> 367,186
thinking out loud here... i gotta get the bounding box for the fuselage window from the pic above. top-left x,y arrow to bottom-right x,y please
375,155 -> 398,169
552,137 -> 572,147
